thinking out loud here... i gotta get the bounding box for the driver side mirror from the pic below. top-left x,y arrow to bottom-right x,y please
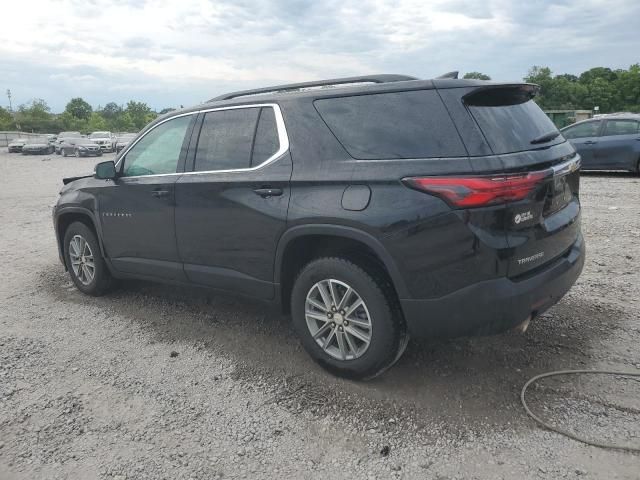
94,160 -> 117,180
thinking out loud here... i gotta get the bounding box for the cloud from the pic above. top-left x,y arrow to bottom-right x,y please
0,0 -> 638,111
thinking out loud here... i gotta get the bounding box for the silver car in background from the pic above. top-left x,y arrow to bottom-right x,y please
7,138 -> 28,153
88,131 -> 117,152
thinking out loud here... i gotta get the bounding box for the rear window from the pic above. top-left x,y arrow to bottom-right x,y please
467,93 -> 564,154
314,90 -> 466,160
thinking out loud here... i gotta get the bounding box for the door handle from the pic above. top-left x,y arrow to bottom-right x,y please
584,141 -> 597,145
151,190 -> 170,198
253,187 -> 283,198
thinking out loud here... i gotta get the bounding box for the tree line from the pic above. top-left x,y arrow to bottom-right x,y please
2,64 -> 638,133
0,97 -> 176,133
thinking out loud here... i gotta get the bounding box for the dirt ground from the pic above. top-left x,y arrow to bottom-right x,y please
0,150 -> 639,480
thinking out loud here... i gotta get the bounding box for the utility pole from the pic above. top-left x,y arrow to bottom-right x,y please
6,89 -> 12,112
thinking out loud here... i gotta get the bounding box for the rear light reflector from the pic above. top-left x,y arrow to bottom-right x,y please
402,170 -> 551,208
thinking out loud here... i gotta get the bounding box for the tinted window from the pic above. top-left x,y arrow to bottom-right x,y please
603,120 -> 639,136
469,100 -> 563,154
195,108 -> 260,171
562,121 -> 601,139
251,107 -> 280,166
123,116 -> 191,177
314,90 -> 466,159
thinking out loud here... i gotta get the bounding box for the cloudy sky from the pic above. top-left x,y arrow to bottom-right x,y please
1,0 -> 638,112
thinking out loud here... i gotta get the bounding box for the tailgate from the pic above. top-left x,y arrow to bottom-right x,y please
506,154 -> 581,277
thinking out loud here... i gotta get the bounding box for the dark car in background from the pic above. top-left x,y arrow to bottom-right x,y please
59,137 -> 102,157
55,132 -> 83,154
21,137 -> 55,155
53,74 -> 584,379
561,113 -> 640,173
115,133 -> 137,152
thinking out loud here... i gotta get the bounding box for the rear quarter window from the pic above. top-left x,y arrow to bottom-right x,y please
314,90 -> 466,160
603,119 -> 640,136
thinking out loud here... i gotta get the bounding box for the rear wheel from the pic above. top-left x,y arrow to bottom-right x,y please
63,222 -> 113,296
75,149 -> 81,157
291,257 -> 407,380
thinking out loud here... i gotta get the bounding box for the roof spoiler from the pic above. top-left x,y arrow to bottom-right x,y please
463,84 -> 540,106
435,71 -> 459,79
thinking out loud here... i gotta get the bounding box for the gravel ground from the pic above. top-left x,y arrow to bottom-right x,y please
0,151 -> 639,479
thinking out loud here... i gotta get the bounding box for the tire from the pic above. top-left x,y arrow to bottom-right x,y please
290,257 -> 407,380
56,148 -> 61,155
75,149 -> 80,157
62,149 -> 67,157
63,221 -> 113,296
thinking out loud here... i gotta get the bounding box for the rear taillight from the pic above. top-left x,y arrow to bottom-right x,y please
402,170 -> 551,208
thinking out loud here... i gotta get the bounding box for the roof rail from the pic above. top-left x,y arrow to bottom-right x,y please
435,71 -> 459,79
209,74 -> 418,102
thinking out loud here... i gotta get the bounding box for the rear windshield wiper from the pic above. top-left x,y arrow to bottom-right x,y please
531,131 -> 560,145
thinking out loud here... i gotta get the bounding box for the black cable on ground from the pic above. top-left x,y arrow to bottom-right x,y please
521,369 -> 640,453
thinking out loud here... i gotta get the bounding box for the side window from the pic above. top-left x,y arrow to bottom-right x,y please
251,107 -> 280,166
314,90 -> 466,159
122,116 -> 191,177
562,121 -> 600,139
603,120 -> 640,137
194,108 -> 260,171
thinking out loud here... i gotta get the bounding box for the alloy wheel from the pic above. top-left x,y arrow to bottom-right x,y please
69,235 -> 95,285
305,279 -> 372,361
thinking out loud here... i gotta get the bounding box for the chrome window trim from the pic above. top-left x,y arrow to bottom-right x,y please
116,103 -> 289,178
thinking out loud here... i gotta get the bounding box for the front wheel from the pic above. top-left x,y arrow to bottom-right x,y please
63,222 -> 113,296
291,257 -> 408,380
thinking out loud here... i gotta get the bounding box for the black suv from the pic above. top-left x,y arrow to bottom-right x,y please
53,74 -> 585,379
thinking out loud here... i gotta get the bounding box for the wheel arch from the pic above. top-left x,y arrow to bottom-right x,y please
275,225 -> 409,313
55,208 -> 106,266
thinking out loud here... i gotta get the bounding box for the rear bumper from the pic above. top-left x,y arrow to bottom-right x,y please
400,233 -> 585,338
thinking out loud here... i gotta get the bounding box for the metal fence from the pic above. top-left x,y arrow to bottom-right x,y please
0,131 -> 45,148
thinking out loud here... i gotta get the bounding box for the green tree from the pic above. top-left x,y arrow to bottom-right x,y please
15,99 -> 54,132
59,111 -> 87,132
463,72 -> 491,80
524,64 -> 640,113
159,107 -> 176,115
87,112 -> 108,132
65,97 -> 93,121
114,112 -> 136,132
0,106 -> 14,130
125,101 -> 155,130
